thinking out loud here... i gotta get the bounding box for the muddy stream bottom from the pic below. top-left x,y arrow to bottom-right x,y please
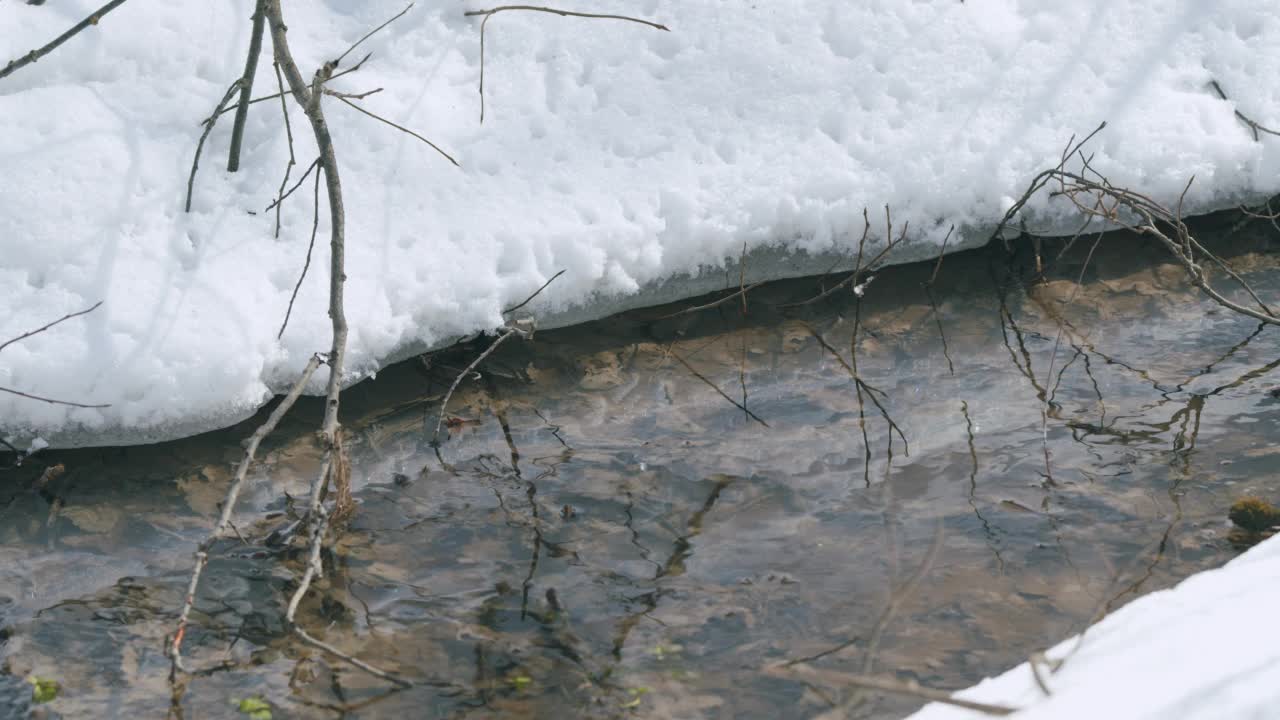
3,221 -> 1280,719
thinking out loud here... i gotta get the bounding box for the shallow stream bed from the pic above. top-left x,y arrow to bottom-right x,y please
3,220 -> 1279,719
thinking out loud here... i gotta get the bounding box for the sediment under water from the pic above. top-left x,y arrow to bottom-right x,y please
1,216 -> 1278,719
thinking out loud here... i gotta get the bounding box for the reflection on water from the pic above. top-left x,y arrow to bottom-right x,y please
2,219 -> 1279,718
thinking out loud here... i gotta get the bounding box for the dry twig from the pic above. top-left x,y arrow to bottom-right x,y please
168,354 -> 324,676
464,5 -> 669,123
0,301 -> 109,408
0,0 -> 131,81
766,664 -> 1017,717
186,80 -> 243,212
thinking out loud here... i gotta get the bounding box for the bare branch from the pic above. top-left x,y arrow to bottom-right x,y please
0,386 -> 109,409
227,0 -> 268,172
464,5 -> 669,123
271,61 -> 297,238
1209,80 -> 1280,142
431,327 -> 526,444
334,3 -> 414,67
0,301 -> 103,356
169,353 -> 324,676
0,0 -> 131,81
265,157 -> 320,214
331,94 -> 459,167
186,80 -> 244,213
658,281 -> 767,320
765,664 -> 1018,717
502,268 -> 566,314
278,168 -> 322,339
670,350 -> 769,427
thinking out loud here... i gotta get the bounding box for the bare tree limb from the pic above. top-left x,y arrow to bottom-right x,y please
334,3 -> 414,67
431,327 -> 526,445
227,0 -> 268,172
463,5 -> 669,123
0,386 -> 109,409
0,301 -> 103,356
168,353 -> 324,676
271,61 -> 298,238
0,0 -> 131,81
278,168 -> 322,339
186,80 -> 243,213
502,269 -> 566,315
0,301 -> 109,408
1209,80 -> 1280,142
330,94 -> 459,167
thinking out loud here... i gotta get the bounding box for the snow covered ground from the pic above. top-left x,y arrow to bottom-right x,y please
908,531 -> 1280,719
3,0 -> 1280,447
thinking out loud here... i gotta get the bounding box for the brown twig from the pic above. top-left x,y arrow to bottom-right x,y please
0,301 -> 103,355
780,208 -> 905,308
670,350 -> 769,427
334,3 -> 415,67
227,0 -> 268,172
278,168 -> 322,339
1209,80 -> 1280,142
464,5 -> 669,123
271,61 -> 297,238
169,353 -> 324,676
265,157 -> 320,214
0,301 -> 110,408
0,0 -> 131,81
658,282 -> 767,320
331,94 -> 459,166
431,327 -> 526,445
502,269 -> 566,315
0,386 -> 109,409
766,664 -> 1017,717
187,80 -> 243,213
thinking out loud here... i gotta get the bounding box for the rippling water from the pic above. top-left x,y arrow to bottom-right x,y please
2,219 -> 1278,719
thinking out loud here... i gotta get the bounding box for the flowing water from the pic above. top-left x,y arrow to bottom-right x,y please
2,218 -> 1279,719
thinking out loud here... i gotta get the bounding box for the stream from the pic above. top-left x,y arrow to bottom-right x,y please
2,217 -> 1278,719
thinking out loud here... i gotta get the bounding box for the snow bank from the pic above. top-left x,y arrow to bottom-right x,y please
908,532 -> 1280,719
3,0 -> 1280,447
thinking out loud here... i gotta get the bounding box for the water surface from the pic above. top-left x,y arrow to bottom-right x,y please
2,220 -> 1279,719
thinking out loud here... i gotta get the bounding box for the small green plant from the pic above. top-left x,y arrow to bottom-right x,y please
232,696 -> 273,720
620,686 -> 650,709
26,676 -> 59,704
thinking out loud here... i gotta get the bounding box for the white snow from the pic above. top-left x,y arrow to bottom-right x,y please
908,532 -> 1280,719
3,0 -> 1280,446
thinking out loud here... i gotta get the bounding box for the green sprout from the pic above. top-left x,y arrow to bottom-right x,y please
232,696 -> 273,720
27,676 -> 59,704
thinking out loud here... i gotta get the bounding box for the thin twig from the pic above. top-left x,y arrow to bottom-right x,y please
271,61 -> 297,238
464,5 -> 669,123
265,157 -> 320,214
0,301 -> 103,356
227,0 -> 268,173
658,282 -> 767,320
0,0 -> 131,81
169,354 -> 324,676
332,95 -> 459,166
670,350 -> 769,427
334,3 -> 414,67
187,80 -> 243,213
431,328 -> 523,444
0,301 -> 109,407
0,386 -> 109,409
503,269 -> 566,314
278,168 -> 322,339
766,665 -> 1017,717
1209,80 -> 1280,142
